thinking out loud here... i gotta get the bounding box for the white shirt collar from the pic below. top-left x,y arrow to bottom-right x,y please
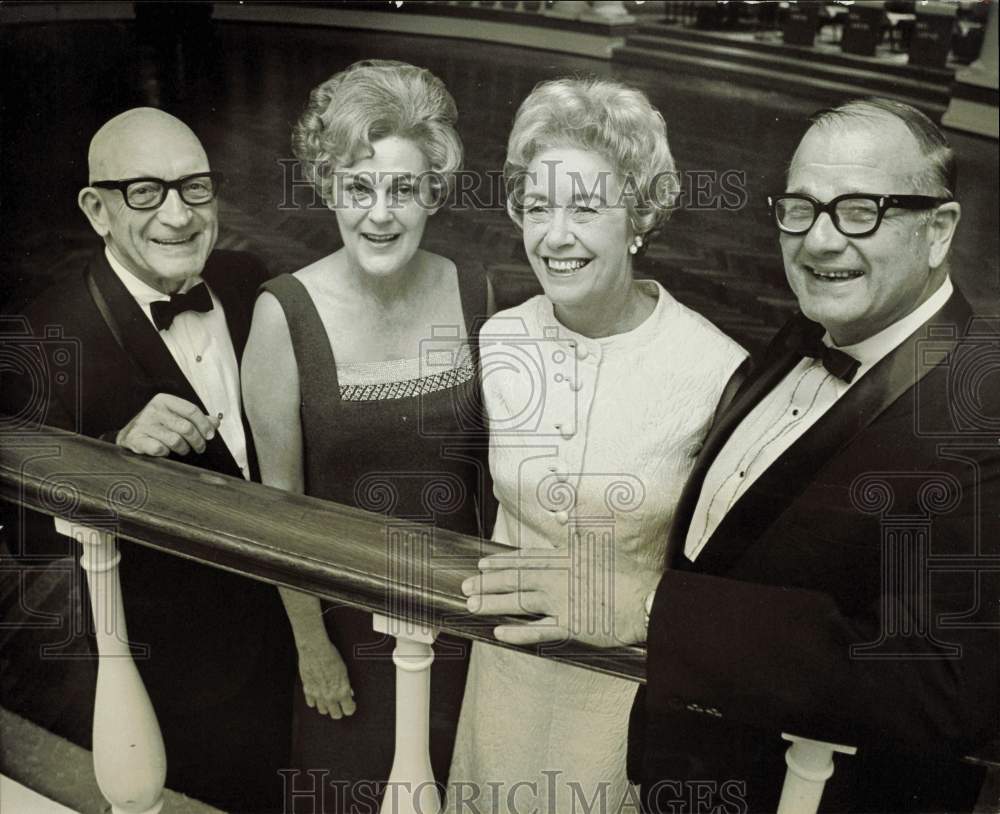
104,246 -> 204,307
831,277 -> 954,369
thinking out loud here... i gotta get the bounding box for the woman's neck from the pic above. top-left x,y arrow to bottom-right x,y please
554,280 -> 656,339
339,250 -> 432,309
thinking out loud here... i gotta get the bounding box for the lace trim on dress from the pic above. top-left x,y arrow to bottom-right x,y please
338,344 -> 474,401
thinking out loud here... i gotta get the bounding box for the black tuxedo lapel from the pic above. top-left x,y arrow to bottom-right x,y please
88,251 -> 246,478
88,252 -> 204,404
686,290 -> 973,575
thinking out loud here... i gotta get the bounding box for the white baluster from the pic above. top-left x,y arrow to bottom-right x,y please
373,613 -> 440,814
776,734 -> 857,814
55,517 -> 166,814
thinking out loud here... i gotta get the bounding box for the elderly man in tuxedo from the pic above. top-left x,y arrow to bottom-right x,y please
463,98 -> 999,812
1,108 -> 293,812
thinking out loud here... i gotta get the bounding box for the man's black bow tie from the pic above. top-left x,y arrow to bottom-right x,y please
150,283 -> 213,331
799,334 -> 860,383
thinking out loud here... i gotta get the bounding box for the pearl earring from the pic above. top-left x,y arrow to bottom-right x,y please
629,235 -> 644,255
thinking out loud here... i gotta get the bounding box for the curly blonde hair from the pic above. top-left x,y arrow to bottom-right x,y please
505,77 -> 678,238
292,60 -> 463,205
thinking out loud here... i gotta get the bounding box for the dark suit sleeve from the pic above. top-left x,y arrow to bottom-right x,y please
645,435 -> 1000,759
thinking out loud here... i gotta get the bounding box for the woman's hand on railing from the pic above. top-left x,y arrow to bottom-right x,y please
461,544 -> 663,648
295,632 -> 357,720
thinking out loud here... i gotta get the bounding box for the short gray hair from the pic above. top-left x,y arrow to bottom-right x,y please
809,97 -> 956,198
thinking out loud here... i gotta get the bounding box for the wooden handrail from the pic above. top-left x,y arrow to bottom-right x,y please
7,425 -> 997,812
0,425 -> 647,683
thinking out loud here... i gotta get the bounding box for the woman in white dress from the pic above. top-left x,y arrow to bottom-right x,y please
447,78 -> 748,812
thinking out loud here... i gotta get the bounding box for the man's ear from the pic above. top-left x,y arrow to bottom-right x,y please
927,201 -> 960,270
78,187 -> 111,237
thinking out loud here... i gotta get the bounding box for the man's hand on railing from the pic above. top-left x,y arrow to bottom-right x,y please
296,632 -> 357,720
115,394 -> 220,457
461,543 -> 663,648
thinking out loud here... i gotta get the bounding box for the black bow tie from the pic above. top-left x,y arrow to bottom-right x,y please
150,283 -> 213,331
799,334 -> 860,383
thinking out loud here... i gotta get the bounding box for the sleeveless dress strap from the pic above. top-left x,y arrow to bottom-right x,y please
258,274 -> 342,404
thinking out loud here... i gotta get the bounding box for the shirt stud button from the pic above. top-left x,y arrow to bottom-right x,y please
195,355 -> 202,363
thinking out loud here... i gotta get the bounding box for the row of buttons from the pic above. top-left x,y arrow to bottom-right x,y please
546,335 -> 593,528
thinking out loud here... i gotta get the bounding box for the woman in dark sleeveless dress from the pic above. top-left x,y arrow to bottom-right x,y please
242,60 -> 491,812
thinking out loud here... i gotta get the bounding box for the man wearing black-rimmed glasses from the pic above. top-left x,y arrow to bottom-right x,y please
1,107 -> 293,812
464,98 -> 998,813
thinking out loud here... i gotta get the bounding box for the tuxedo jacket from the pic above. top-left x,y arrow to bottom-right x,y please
1,249 -> 294,809
630,289 -> 999,813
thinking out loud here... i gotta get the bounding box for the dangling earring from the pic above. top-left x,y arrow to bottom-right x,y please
628,235 -> 644,255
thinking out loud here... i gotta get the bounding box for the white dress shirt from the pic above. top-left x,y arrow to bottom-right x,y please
684,277 -> 954,561
105,248 -> 250,479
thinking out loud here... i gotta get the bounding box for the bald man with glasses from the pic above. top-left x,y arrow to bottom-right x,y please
1,108 -> 293,812
464,98 -> 999,812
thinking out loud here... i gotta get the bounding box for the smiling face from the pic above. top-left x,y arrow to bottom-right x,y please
333,135 -> 431,279
520,146 -> 633,322
780,117 -> 951,346
81,111 -> 218,294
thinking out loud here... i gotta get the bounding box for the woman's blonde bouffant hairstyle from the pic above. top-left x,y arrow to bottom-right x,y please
505,77 -> 679,238
292,60 -> 463,205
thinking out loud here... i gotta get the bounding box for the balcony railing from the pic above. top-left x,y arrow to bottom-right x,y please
1,425 -> 992,813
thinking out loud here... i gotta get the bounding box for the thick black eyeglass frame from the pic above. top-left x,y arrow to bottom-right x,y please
91,171 -> 225,211
766,193 -> 951,238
